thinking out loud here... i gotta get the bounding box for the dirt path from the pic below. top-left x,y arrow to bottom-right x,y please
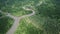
6,7 -> 35,34
0,1 -> 43,34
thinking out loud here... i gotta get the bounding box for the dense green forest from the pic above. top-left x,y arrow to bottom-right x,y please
0,13 -> 13,34
0,0 -> 60,34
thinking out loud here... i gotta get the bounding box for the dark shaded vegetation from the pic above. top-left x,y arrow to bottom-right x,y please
0,13 -> 3,17
35,0 -> 60,34
0,16 -> 13,34
43,18 -> 60,34
0,13 -> 13,34
36,0 -> 60,19
0,0 -> 7,9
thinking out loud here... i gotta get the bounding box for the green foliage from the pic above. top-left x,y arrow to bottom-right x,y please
0,13 -> 3,17
15,18 -> 44,34
0,16 -> 14,34
35,0 -> 60,34
43,18 -> 60,34
37,1 -> 53,16
0,0 -> 60,34
14,0 -> 60,34
36,0 -> 60,19
0,0 -> 34,16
